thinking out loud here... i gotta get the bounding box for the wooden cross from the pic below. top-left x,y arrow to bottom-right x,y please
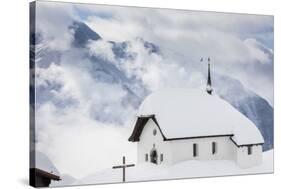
112,156 -> 135,182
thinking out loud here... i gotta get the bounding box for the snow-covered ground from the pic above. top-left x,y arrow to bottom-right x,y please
70,150 -> 273,186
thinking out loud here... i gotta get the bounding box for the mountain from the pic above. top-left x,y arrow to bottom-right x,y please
32,21 -> 273,151
214,75 -> 273,151
70,21 -> 160,56
70,21 -> 101,48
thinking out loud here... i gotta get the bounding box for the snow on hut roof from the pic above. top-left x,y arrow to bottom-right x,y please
137,88 -> 264,146
30,150 -> 60,176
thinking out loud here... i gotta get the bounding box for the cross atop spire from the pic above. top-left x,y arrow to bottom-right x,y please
206,57 -> 213,95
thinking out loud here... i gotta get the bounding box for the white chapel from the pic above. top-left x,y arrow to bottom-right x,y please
128,60 -> 264,168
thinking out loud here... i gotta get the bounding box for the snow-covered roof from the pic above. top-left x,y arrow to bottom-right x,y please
135,88 -> 264,146
30,151 -> 60,176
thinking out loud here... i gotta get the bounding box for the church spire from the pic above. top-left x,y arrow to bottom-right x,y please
206,57 -> 213,95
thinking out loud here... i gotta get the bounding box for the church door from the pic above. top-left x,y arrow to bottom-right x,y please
150,149 -> 158,164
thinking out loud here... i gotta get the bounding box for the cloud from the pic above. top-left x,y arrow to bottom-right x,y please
36,1 -> 274,106
84,4 -> 273,104
118,39 -> 191,91
243,38 -> 272,63
35,58 -> 138,178
35,100 -> 137,178
35,1 -> 78,51
87,39 -> 115,62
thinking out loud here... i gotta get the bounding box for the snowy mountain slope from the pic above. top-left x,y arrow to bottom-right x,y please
70,21 -> 102,48
70,21 -> 160,57
75,150 -> 273,185
32,20 -> 273,150
33,22 -> 150,123
214,75 -> 273,151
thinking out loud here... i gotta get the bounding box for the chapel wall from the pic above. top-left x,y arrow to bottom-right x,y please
137,119 -> 172,164
136,120 -> 262,168
236,145 -> 263,168
169,136 -> 236,164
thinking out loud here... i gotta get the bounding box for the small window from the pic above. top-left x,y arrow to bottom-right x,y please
160,154 -> 163,162
193,143 -> 198,157
247,146 -> 252,155
153,129 -> 157,136
212,142 -> 217,154
145,154 -> 148,161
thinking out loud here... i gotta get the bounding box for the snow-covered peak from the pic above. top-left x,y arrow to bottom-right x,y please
138,88 -> 264,145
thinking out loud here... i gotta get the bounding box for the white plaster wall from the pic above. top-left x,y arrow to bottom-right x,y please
137,121 -> 263,168
137,119 -> 172,164
169,136 -> 236,163
236,145 -> 263,168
